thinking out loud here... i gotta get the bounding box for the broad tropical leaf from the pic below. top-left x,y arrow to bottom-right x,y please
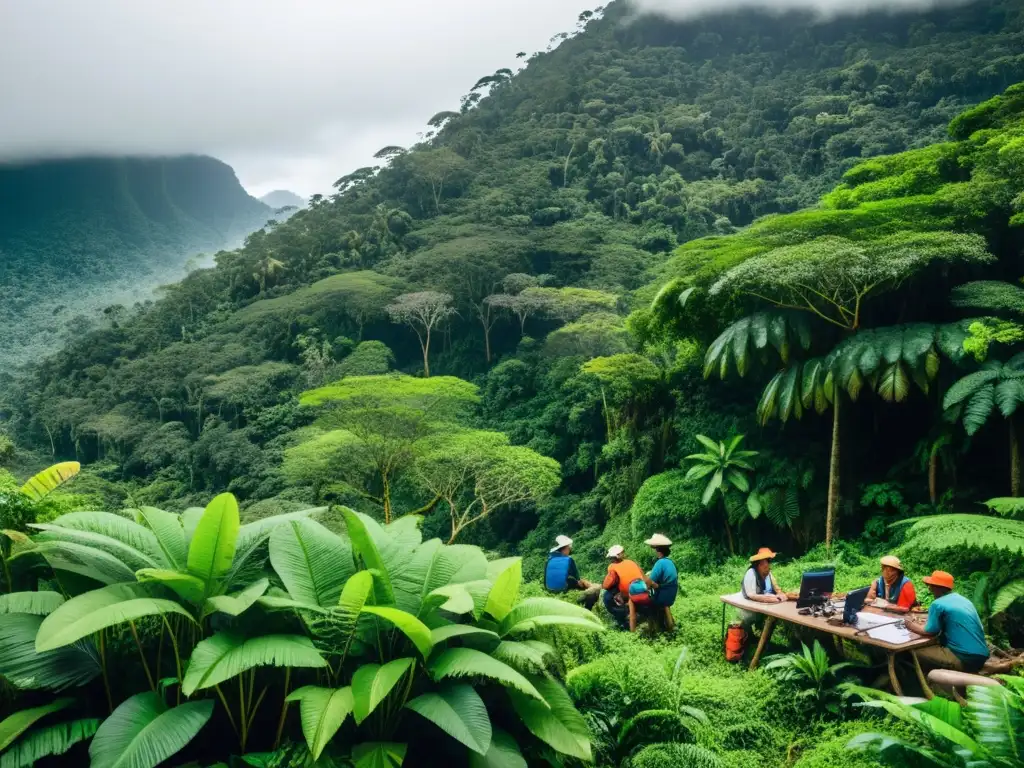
484,559 -> 521,622
36,583 -> 195,652
181,632 -> 326,695
352,658 -> 415,725
20,462 -> 80,501
269,519 -> 355,608
430,625 -> 501,647
186,493 -> 240,593
428,648 -> 542,700
28,524 -> 161,573
361,606 -> 433,659
286,686 -> 354,761
341,508 -> 394,605
0,718 -> 97,768
508,674 -> 591,760
993,579 -> 1024,614
422,584 -> 476,616
135,507 -> 187,570
492,641 -> 553,673
202,578 -> 269,619
33,511 -> 164,563
135,569 -> 207,605
406,683 -> 492,755
352,742 -> 406,768
0,699 -> 73,751
13,539 -> 136,585
468,728 -> 526,768
499,597 -> 602,637
0,613 -> 100,691
966,681 -> 1024,763
89,692 -> 213,768
227,508 -> 324,590
0,591 -> 64,615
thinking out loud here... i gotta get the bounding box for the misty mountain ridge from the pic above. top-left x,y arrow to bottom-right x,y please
259,189 -> 305,209
0,155 -> 270,365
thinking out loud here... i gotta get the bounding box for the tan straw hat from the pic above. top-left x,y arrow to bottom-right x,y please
645,533 -> 672,547
749,547 -> 778,563
606,544 -> 624,558
880,555 -> 903,570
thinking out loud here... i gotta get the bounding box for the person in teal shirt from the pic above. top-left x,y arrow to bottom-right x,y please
633,533 -> 677,632
906,570 -> 989,673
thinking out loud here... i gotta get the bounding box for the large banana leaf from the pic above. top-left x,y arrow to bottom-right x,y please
966,683 -> 1024,763
340,508 -> 394,606
226,507 -> 324,589
28,526 -> 160,573
286,685 -> 354,761
361,606 -> 433,659
181,632 -> 326,695
135,568 -> 207,605
484,559 -> 521,622
422,584 -> 476,617
36,511 -> 165,564
186,493 -> 240,594
397,540 -> 489,617
202,578 -> 269,619
508,674 -> 591,761
0,591 -> 64,615
468,728 -> 526,768
0,613 -> 100,691
19,462 -> 80,501
269,519 -> 355,608
352,658 -> 415,724
0,718 -> 97,768
498,597 -> 602,637
0,699 -> 73,751
16,539 -> 136,585
406,683 -> 491,755
430,625 -> 501,648
492,641 -> 553,673
89,692 -> 213,768
352,742 -> 406,768
36,582 -> 195,652
135,507 -> 187,570
428,648 -> 541,700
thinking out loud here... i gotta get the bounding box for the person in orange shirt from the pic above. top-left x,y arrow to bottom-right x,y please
865,555 -> 917,612
601,544 -> 644,630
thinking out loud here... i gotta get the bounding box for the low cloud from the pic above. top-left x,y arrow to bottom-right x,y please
628,0 -> 973,20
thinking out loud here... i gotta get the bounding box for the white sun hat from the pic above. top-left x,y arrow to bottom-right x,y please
550,534 -> 574,553
645,533 -> 672,547
606,544 -> 624,558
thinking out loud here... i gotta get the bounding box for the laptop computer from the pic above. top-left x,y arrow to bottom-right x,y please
843,586 -> 870,626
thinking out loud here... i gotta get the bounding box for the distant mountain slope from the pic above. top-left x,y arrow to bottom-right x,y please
259,190 -> 305,209
0,155 -> 269,365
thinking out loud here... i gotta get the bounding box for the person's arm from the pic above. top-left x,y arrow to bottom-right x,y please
772,574 -> 787,602
602,566 -> 618,591
743,570 -> 781,603
866,580 -> 878,602
565,558 -> 581,589
907,604 -> 940,637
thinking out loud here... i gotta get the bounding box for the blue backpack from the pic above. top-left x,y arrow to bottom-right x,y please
545,553 -> 571,592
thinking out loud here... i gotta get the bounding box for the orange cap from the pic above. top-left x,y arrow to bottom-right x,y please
923,570 -> 955,589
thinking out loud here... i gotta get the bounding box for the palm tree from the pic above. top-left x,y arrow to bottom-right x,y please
944,352 -> 1024,495
252,255 -> 285,294
684,434 -> 758,554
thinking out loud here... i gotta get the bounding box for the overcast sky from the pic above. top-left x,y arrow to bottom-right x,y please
0,0 -> 970,199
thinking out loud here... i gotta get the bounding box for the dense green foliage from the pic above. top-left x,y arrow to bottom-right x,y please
5,1 -> 1024,765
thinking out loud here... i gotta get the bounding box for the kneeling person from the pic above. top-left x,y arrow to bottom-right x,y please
602,545 -> 643,629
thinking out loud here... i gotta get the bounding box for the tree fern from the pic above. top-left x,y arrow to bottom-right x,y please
992,579 -> 1024,614
0,718 -> 97,768
704,311 -> 811,379
896,514 -> 1024,557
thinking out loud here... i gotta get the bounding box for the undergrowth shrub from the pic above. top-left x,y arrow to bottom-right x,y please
567,644 -> 677,712
630,469 -> 705,541
631,742 -> 724,768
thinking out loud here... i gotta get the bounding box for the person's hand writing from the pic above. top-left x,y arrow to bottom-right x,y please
776,593 -> 787,603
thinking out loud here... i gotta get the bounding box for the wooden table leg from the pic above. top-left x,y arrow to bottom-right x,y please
749,616 -> 776,671
911,651 -> 934,699
887,653 -> 903,695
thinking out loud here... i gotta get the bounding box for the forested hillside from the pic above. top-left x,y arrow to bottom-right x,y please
0,155 -> 270,365
6,0 -> 1023,519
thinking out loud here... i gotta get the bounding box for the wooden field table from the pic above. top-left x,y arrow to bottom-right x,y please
720,592 -> 936,695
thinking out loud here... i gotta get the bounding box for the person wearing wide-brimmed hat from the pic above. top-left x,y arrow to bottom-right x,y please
906,571 -> 991,673
626,534 -> 677,632
544,535 -> 600,609
601,544 -> 643,630
741,548 -> 785,604
865,555 -> 917,612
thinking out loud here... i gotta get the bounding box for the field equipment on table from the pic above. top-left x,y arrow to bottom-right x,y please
796,568 -> 836,609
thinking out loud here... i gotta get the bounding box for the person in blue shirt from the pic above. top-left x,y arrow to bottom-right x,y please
628,533 -> 677,632
906,570 -> 991,673
544,535 -> 600,609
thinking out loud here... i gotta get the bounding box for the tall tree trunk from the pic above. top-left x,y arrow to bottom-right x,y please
723,514 -> 736,556
382,473 -> 392,525
928,448 -> 938,505
423,328 -> 432,378
825,398 -> 841,550
1011,417 -> 1021,497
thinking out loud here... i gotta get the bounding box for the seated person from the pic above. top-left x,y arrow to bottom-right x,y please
741,548 -> 785,603
906,571 -> 990,674
628,534 -> 678,632
544,535 -> 600,610
865,555 -> 916,612
601,544 -> 644,630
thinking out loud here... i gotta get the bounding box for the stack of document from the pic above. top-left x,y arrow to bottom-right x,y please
866,623 -> 915,644
854,612 -> 894,629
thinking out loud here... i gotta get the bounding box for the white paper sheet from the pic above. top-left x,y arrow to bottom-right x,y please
854,611 -> 894,629
866,623 -> 914,645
